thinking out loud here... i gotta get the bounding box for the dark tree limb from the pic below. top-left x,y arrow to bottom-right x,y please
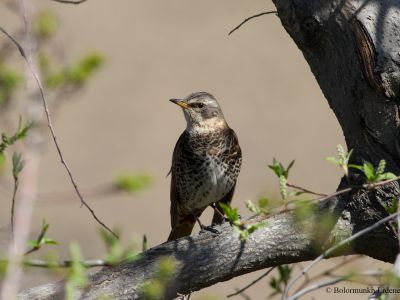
18,0 -> 400,299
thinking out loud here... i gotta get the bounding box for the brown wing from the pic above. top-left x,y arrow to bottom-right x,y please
168,131 -> 200,241
168,174 -> 196,241
211,128 -> 242,225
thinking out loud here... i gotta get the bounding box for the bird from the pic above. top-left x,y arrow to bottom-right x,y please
168,91 -> 242,241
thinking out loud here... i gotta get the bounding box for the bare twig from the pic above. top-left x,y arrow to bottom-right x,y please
23,259 -> 109,268
283,211 -> 400,299
287,182 -> 327,197
228,11 -> 277,36
293,255 -> 362,294
287,270 -> 383,300
0,25 -> 118,239
10,168 -> 19,240
274,176 -> 400,218
49,0 -> 89,4
227,267 -> 275,298
24,224 -> 48,255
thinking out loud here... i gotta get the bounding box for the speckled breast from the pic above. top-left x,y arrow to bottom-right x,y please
172,129 -> 241,213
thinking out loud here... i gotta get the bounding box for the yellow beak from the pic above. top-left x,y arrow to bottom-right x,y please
170,98 -> 189,109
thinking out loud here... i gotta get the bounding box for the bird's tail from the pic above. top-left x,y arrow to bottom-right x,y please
167,221 -> 195,241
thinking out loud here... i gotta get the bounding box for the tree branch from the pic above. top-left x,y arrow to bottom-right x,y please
49,0 -> 89,4
18,192 -> 399,299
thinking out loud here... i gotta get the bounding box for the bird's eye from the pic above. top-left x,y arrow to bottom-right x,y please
191,103 -> 205,109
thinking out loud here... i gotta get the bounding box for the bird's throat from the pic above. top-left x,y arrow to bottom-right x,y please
186,118 -> 228,134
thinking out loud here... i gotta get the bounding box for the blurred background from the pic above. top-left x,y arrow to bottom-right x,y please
0,0 -> 390,299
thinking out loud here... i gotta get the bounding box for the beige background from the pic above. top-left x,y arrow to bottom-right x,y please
0,0 -> 390,299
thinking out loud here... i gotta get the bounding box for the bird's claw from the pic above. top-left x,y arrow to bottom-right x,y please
199,225 -> 220,236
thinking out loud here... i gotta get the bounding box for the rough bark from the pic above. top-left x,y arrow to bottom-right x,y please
19,0 -> 400,299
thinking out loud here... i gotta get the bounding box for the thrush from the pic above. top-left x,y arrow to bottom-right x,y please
168,92 -> 242,241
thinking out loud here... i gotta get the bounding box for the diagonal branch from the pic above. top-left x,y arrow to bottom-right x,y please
0,25 -> 118,239
228,11 -> 277,35
49,0 -> 89,4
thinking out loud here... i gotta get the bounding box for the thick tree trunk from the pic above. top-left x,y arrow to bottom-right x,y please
19,0 -> 400,299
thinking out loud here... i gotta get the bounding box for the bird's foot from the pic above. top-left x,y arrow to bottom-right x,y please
199,225 -> 220,236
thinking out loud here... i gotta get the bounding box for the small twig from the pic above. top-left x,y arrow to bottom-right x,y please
281,176 -> 400,214
397,195 -> 400,249
287,270 -> 383,300
293,255 -> 362,294
287,183 -> 327,197
10,172 -> 19,241
227,267 -> 275,298
21,259 -> 109,268
228,11 -> 277,36
0,25 -> 118,239
283,211 -> 400,299
49,0 -> 89,4
24,225 -> 48,255
142,234 -> 148,252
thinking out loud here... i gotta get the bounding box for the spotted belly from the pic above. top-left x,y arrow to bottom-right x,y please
180,157 -> 236,212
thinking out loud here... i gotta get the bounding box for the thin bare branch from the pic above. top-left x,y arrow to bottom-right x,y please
228,11 -> 277,36
227,267 -> 275,298
283,212 -> 400,299
23,259 -> 109,268
49,0 -> 89,4
293,255 -> 362,294
287,182 -> 327,197
24,224 -> 48,256
287,271 -> 384,300
0,25 -> 118,239
10,170 -> 19,241
282,176 -> 400,211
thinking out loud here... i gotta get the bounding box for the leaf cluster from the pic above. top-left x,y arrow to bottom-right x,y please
98,228 -> 138,265
268,159 -> 295,200
269,265 -> 293,297
141,257 -> 177,300
349,160 -> 397,183
114,173 -> 153,193
220,203 -> 265,241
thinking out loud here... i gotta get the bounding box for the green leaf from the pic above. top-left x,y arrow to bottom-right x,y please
141,257 -> 177,300
258,198 -> 269,209
268,158 -> 295,179
219,203 -> 239,224
0,64 -> 22,105
326,156 -> 339,164
278,265 -> 293,284
245,200 -> 260,214
268,158 -> 284,178
65,243 -> 88,300
378,172 -> 398,181
246,223 -> 265,235
363,162 -> 376,181
384,197 -> 398,215
34,11 -> 58,38
115,173 -> 152,193
98,228 -> 119,251
377,160 -> 386,175
286,160 -> 295,178
42,237 -> 58,245
12,152 -> 25,180
0,153 -> 5,173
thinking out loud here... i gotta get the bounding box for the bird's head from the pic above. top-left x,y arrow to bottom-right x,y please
170,92 -> 227,133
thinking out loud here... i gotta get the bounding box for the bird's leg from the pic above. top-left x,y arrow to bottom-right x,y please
190,211 -> 219,236
210,203 -> 228,224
